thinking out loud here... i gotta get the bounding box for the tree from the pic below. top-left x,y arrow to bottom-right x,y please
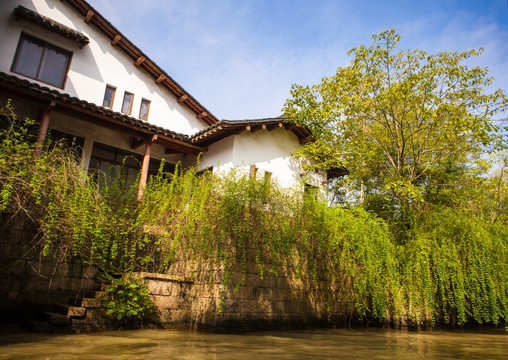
283,29 -> 507,228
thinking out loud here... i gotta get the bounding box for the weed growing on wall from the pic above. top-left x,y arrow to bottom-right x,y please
104,275 -> 154,321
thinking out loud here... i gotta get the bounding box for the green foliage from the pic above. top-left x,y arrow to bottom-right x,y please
1,100 -> 507,327
105,276 -> 154,320
401,207 -> 508,325
283,28 -> 508,239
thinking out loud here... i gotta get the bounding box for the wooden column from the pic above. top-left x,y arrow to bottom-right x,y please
137,135 -> 157,200
34,101 -> 55,157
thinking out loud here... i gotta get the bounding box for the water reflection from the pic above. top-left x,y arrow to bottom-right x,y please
0,328 -> 506,359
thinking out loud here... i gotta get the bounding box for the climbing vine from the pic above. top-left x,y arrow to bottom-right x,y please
0,101 -> 507,327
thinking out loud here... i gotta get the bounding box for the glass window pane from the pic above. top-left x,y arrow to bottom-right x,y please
139,99 -> 150,120
122,92 -> 134,114
103,85 -> 116,108
39,47 -> 68,86
14,38 -> 43,78
91,142 -> 116,161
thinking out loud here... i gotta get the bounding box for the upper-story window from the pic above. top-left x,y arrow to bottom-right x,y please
139,98 -> 151,120
121,91 -> 134,114
103,85 -> 116,108
11,33 -> 72,88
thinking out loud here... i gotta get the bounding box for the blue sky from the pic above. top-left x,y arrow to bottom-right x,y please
89,0 -> 508,120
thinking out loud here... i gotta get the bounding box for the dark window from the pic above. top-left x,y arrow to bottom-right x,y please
11,34 -> 71,88
88,142 -> 175,189
196,166 -> 213,177
139,98 -> 150,120
103,85 -> 116,108
47,129 -> 84,160
121,92 -> 134,114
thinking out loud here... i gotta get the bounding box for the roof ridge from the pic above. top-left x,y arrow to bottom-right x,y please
61,0 -> 219,126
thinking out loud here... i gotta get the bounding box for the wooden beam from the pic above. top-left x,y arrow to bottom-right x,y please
245,125 -> 251,131
177,94 -> 188,103
134,56 -> 146,66
34,101 -> 55,157
196,112 -> 207,120
138,141 -> 153,200
251,126 -> 263,133
131,137 -> 145,150
111,34 -> 122,46
157,138 -> 206,155
261,124 -> 267,130
267,122 -> 284,131
155,74 -> 166,84
84,10 -> 94,23
299,136 -> 312,144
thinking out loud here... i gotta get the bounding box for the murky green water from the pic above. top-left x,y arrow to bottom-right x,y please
0,328 -> 506,359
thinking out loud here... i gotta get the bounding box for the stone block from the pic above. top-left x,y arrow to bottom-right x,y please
167,309 -> 191,323
55,304 -> 86,317
80,297 -> 103,308
151,294 -> 186,310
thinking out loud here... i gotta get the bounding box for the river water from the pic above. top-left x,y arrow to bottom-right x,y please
0,327 -> 506,359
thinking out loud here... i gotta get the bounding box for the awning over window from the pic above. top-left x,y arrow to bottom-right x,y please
13,5 -> 89,48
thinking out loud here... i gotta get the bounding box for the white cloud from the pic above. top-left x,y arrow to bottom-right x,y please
88,0 -> 508,120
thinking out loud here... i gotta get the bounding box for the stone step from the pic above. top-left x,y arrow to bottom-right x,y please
40,311 -> 71,325
71,297 -> 104,308
54,304 -> 86,318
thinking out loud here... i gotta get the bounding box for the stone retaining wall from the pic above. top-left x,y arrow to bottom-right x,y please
0,212 -> 99,312
1,212 -> 346,331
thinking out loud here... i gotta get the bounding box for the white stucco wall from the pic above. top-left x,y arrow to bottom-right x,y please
0,0 -> 208,135
199,128 -> 326,188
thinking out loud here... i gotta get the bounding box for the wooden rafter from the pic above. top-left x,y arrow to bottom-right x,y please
84,9 -> 94,23
131,137 -> 145,150
111,34 -> 121,46
196,112 -> 207,120
267,122 -> 283,131
177,94 -> 188,103
299,136 -> 312,144
134,56 -> 146,66
155,74 -> 166,84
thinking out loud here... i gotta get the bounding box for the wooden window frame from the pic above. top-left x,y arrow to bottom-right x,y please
103,84 -> 116,108
121,91 -> 134,115
11,33 -> 72,89
264,171 -> 272,183
139,98 -> 151,120
250,164 -> 258,179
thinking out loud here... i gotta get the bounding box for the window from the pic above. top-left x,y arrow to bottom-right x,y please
11,33 -> 71,88
47,129 -> 84,160
88,142 -> 175,189
121,92 -> 134,114
103,85 -> 116,108
139,98 -> 151,120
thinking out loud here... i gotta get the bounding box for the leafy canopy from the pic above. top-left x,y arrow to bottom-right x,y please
283,29 -> 507,206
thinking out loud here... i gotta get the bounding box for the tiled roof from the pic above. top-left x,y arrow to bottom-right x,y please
61,0 -> 218,126
13,5 -> 89,48
191,116 -> 312,147
0,72 -> 188,142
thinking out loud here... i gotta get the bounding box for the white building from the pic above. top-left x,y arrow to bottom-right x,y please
0,0 -> 344,196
